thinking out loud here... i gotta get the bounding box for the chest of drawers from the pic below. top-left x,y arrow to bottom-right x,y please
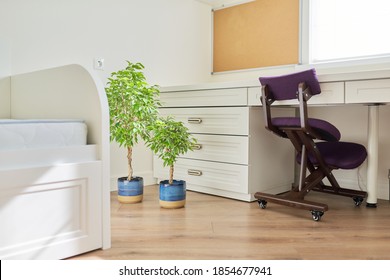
153,86 -> 295,201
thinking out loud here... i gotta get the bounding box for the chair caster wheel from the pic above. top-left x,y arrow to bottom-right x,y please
353,196 -> 364,206
258,199 -> 267,209
311,210 -> 324,221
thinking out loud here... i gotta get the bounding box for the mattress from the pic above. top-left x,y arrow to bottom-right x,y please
0,119 -> 87,150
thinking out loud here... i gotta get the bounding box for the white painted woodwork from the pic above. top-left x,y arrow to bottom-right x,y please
0,65 -> 110,259
158,107 -> 250,136
0,161 -> 102,260
366,106 -> 379,205
346,79 -> 390,104
0,145 -> 98,170
154,157 -> 249,194
247,82 -> 345,106
159,87 -> 247,107
157,70 -> 390,204
182,134 -> 249,164
155,87 -> 295,201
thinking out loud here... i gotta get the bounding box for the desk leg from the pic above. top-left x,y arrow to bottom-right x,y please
366,105 -> 379,207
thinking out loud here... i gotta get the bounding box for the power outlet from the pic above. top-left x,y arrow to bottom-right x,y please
94,58 -> 104,70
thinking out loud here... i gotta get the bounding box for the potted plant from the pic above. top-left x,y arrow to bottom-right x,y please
148,116 -> 197,208
106,61 -> 160,203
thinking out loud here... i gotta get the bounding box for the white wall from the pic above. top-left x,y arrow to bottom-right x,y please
0,38 -> 11,78
0,0 -> 213,188
0,37 -> 11,117
0,0 -> 213,84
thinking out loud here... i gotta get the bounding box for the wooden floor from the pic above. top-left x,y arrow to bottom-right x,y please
70,185 -> 390,260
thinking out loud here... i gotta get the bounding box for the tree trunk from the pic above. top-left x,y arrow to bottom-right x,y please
127,146 -> 133,181
169,165 -> 174,185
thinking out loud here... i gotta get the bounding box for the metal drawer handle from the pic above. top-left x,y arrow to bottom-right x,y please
187,169 -> 203,176
188,118 -> 202,124
192,144 -> 202,150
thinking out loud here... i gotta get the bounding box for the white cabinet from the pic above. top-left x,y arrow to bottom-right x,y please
154,87 -> 295,201
154,71 -> 390,203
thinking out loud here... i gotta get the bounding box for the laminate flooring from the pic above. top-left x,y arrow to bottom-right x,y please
69,185 -> 390,260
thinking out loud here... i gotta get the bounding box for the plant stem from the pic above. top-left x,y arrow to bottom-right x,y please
169,165 -> 174,185
127,146 -> 133,181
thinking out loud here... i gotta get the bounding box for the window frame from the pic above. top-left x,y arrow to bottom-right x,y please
299,0 -> 390,71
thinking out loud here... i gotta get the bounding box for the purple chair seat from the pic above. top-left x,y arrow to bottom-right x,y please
272,117 -> 341,142
298,141 -> 367,169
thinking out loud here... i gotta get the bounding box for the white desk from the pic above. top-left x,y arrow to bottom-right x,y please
161,69 -> 390,205
307,70 -> 390,206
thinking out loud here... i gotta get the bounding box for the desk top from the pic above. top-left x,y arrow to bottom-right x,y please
161,69 -> 390,92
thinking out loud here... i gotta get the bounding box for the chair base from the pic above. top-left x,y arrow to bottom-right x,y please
312,184 -> 367,200
254,184 -> 367,221
254,191 -> 329,212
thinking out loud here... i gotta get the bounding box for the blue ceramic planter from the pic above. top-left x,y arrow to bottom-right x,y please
159,180 -> 186,208
117,176 -> 143,203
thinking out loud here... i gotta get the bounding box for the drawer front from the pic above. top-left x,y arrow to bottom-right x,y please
160,88 -> 247,107
182,134 -> 248,164
247,82 -> 344,106
346,79 -> 390,104
247,87 -> 261,106
312,82 -> 345,104
158,107 -> 249,135
153,157 -> 249,194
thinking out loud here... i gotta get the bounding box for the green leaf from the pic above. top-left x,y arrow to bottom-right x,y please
105,61 -> 161,178
147,116 -> 197,180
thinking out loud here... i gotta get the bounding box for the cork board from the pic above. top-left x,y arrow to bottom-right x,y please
213,0 -> 299,72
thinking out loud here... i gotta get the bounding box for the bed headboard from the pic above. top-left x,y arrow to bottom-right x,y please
10,64 -> 107,146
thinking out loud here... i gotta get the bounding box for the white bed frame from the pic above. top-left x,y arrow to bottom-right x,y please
0,64 -> 111,259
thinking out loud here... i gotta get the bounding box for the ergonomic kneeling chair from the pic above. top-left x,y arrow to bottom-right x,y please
255,69 -> 367,221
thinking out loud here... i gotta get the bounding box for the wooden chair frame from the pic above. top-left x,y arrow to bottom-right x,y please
255,82 -> 367,221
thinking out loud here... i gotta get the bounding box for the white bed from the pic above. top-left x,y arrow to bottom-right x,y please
0,65 -> 110,259
0,119 -> 87,150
